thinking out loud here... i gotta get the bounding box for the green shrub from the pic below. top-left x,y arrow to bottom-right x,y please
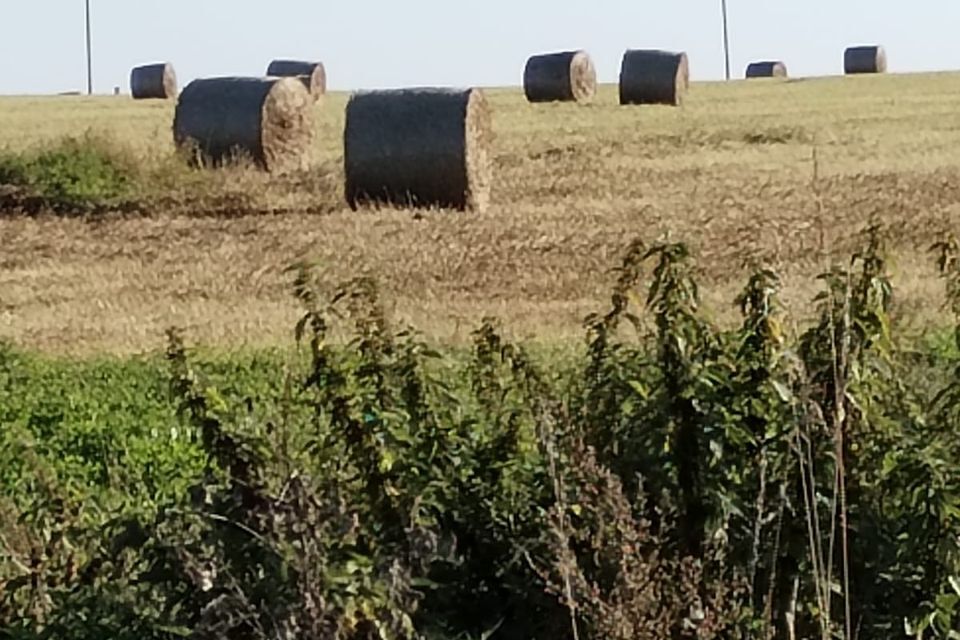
2,228 -> 960,639
0,134 -> 136,212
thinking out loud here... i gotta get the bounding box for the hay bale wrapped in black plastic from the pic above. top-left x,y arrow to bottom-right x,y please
173,77 -> 313,172
746,61 -> 788,79
844,46 -> 887,74
266,60 -> 327,101
619,49 -> 689,106
344,88 -> 492,212
523,50 -> 597,103
131,63 -> 177,99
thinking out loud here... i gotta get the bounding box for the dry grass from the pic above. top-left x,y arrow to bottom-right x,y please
3,73 -> 960,355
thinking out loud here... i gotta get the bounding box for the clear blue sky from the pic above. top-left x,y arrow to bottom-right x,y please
2,0 -> 959,94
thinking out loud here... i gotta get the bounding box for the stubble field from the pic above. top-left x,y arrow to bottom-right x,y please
3,72 -> 960,355
7,71 -> 960,640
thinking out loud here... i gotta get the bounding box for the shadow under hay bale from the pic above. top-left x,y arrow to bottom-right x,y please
344,88 -> 492,212
523,50 -> 596,103
619,49 -> 689,106
266,60 -> 327,102
173,77 -> 313,172
746,61 -> 788,79
844,46 -> 887,74
131,63 -> 177,99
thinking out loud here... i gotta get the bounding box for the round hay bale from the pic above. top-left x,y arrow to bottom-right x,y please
619,49 -> 689,106
266,60 -> 326,101
844,46 -> 887,74
344,88 -> 492,212
746,61 -> 788,79
130,63 -> 177,99
173,77 -> 313,172
523,50 -> 597,103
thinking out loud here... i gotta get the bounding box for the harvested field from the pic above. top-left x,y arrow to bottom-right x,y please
3,73 -> 960,354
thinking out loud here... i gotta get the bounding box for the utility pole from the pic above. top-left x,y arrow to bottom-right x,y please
85,0 -> 93,94
721,0 -> 731,80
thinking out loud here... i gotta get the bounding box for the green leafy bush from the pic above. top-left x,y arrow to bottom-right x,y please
2,227 -> 960,639
0,134 -> 136,212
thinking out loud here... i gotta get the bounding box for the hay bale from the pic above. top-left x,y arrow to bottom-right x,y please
746,61 -> 788,79
344,88 -> 492,212
844,46 -> 887,74
266,60 -> 326,100
173,77 -> 313,172
523,50 -> 597,103
619,49 -> 689,106
130,63 -> 177,99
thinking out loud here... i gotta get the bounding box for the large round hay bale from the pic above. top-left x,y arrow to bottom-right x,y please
844,46 -> 887,74
173,77 -> 313,172
746,61 -> 788,79
619,49 -> 689,106
344,88 -> 492,212
266,60 -> 327,101
130,63 -> 177,99
523,50 -> 597,103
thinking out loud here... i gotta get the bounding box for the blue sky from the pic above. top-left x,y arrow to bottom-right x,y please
2,1 -> 959,94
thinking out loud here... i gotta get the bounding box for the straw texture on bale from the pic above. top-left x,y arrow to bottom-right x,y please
266,60 -> 327,100
619,50 -> 689,106
746,61 -> 788,79
523,50 -> 597,103
344,88 -> 492,212
173,77 -> 313,172
844,46 -> 887,74
130,63 -> 177,99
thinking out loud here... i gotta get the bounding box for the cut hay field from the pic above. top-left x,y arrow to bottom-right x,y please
3,72 -> 960,355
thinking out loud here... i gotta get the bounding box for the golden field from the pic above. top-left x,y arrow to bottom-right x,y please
3,72 -> 960,355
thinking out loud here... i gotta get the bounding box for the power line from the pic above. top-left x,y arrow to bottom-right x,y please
721,0 -> 731,81
85,0 -> 93,94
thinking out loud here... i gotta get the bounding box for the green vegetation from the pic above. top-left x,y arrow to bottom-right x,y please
2,228 -> 960,638
0,134 -> 136,212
